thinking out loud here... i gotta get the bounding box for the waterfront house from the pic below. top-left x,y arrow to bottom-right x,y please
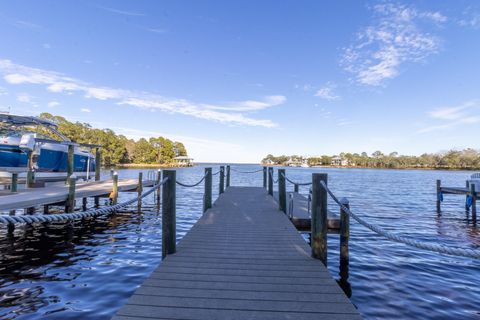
331,156 -> 348,166
174,156 -> 194,167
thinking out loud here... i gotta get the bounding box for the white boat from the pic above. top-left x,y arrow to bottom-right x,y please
0,114 -> 96,180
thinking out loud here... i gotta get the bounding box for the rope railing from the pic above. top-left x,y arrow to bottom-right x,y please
280,172 -> 313,186
268,170 -> 279,184
319,180 -> 480,260
230,168 -> 263,174
0,178 -> 169,227
176,173 -> 208,188
212,170 -> 221,176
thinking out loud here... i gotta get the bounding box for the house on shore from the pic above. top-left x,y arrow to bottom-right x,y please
331,156 -> 349,166
174,156 -> 194,167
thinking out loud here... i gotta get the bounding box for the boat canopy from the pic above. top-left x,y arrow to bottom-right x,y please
0,113 -> 57,128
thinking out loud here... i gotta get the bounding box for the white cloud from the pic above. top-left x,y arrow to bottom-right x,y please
16,93 -> 32,103
98,6 -> 145,17
13,20 -> 42,30
0,59 -> 278,128
147,28 -> 168,34
314,83 -> 340,100
341,3 -> 445,86
47,101 -> 59,108
0,87 -> 7,96
206,95 -> 286,112
80,108 -> 91,113
458,9 -> 480,29
42,43 -> 51,49
419,100 -> 480,133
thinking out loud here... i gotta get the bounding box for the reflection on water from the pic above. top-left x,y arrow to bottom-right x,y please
0,165 -> 479,319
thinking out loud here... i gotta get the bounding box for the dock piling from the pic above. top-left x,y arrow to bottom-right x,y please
436,179 -> 441,214
294,183 -> 299,193
278,169 -> 286,214
95,147 -> 101,181
219,166 -> 225,194
66,174 -> 76,213
137,172 -> 143,211
268,167 -> 273,196
471,183 -> 477,219
11,173 -> 18,193
340,197 -> 350,265
466,180 -> 470,211
203,168 -> 212,213
111,172 -> 118,205
311,173 -> 328,265
162,170 -> 176,259
263,167 -> 267,188
226,165 -> 230,188
67,144 -> 74,183
156,169 -> 162,206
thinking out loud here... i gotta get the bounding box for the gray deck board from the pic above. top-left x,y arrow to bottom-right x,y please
113,187 -> 360,320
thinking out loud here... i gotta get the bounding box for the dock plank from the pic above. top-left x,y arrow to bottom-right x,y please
113,187 -> 360,320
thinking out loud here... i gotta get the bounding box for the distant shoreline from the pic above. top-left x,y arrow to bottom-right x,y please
114,163 -> 194,169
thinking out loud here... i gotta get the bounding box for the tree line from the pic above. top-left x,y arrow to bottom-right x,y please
38,113 -> 187,166
262,149 -> 480,170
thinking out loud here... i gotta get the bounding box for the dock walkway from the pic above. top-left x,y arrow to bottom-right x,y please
113,186 -> 360,320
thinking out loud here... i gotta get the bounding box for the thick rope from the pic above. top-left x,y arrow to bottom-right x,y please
230,168 -> 263,174
319,181 -> 480,260
280,172 -> 313,186
211,170 -> 221,176
176,173 -> 208,188
268,170 -> 279,184
0,178 -> 169,227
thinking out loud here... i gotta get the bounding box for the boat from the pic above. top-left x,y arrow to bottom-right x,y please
0,113 -> 96,180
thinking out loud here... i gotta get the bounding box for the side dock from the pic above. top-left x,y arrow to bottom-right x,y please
113,186 -> 360,320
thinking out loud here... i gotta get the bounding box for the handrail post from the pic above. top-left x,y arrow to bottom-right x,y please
203,168 -> 212,213
263,167 -> 267,188
471,183 -> 477,220
268,167 -> 273,196
436,179 -> 441,214
66,174 -> 76,213
339,197 -> 350,265
311,173 -> 328,265
219,166 -> 225,194
466,180 -> 470,211
226,165 -> 230,188
278,169 -> 286,213
162,170 -> 176,259
137,172 -> 143,211
111,172 -> 118,205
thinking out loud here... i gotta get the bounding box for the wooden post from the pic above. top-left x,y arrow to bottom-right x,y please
137,172 -> 143,211
67,144 -> 74,183
466,180 -> 470,211
66,174 -> 76,213
111,172 -> 118,205
95,147 -> 101,181
11,173 -> 18,193
82,198 -> 87,211
436,179 -> 441,214
263,167 -> 267,188
203,168 -> 212,213
311,173 -> 328,265
162,170 -> 176,259
340,197 -> 350,265
156,169 -> 161,205
278,169 -> 286,214
219,166 -> 225,195
268,167 -> 273,196
294,184 -> 299,193
26,151 -> 34,188
226,165 -> 230,188
471,183 -> 477,220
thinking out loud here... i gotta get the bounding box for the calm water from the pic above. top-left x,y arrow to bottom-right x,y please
0,165 -> 479,319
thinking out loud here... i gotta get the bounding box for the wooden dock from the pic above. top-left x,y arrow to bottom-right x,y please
0,179 -> 155,211
113,187 -> 360,320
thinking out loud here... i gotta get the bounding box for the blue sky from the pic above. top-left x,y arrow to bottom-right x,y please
0,1 -> 479,163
